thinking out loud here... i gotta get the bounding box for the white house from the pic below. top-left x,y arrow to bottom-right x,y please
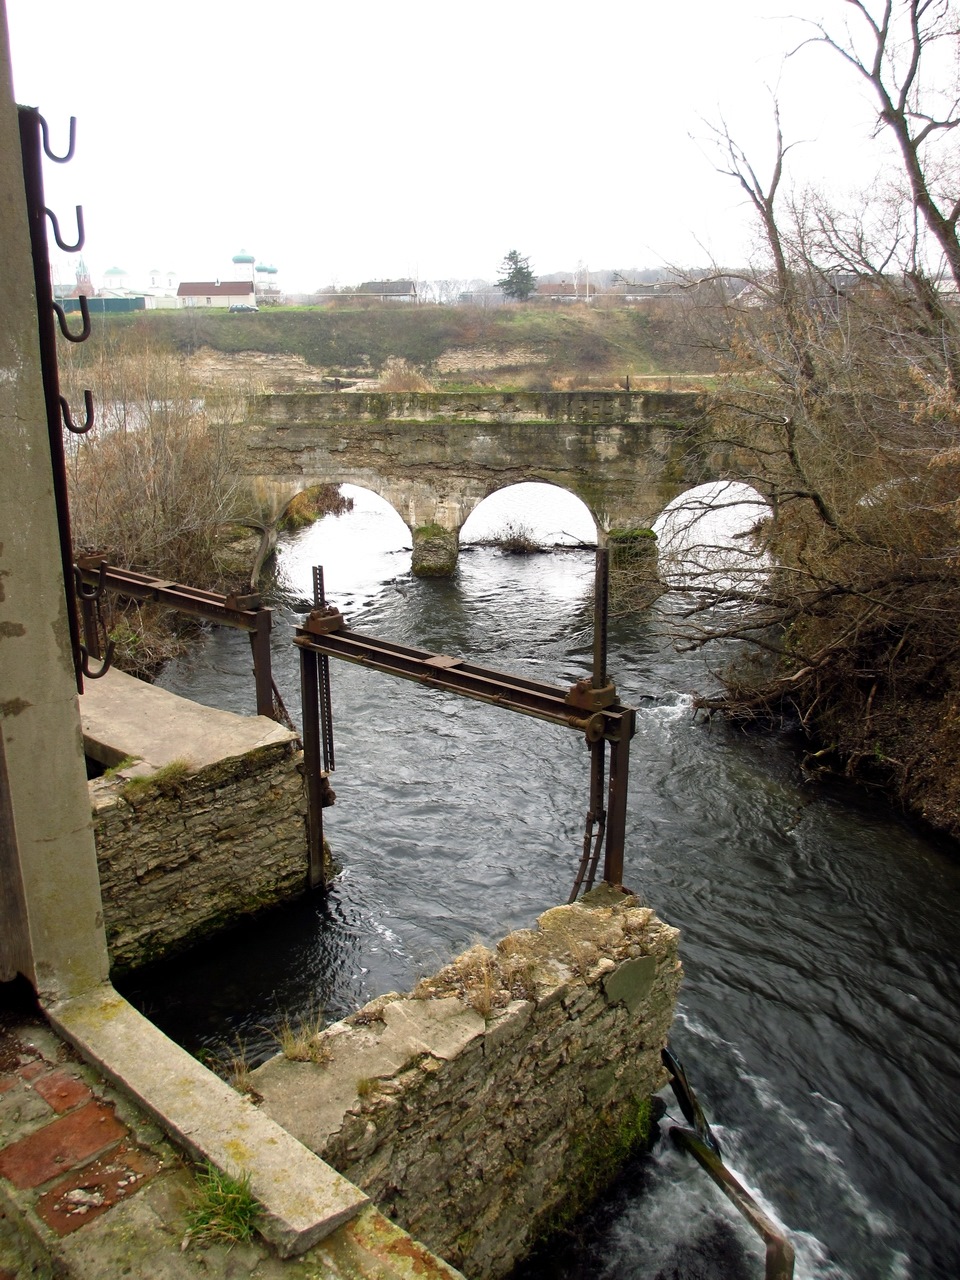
176,280 -> 258,308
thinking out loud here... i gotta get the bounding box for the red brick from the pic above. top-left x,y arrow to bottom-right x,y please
0,1074 -> 16,1095
35,1141 -> 160,1236
32,1069 -> 93,1114
0,1101 -> 127,1189
16,1060 -> 46,1082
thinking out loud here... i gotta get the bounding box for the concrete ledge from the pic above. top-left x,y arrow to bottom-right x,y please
48,985 -> 368,1258
254,997 -> 486,1154
80,668 -> 295,771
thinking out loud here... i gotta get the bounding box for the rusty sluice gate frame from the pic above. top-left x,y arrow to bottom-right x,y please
74,558 -> 277,720
296,549 -> 637,896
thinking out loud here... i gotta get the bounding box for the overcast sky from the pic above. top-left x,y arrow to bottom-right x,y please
6,1 -> 891,293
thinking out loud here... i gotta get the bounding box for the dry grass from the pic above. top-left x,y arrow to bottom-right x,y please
377,357 -> 435,392
272,1009 -> 331,1065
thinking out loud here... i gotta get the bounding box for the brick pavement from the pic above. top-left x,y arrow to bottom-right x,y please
0,1008 -> 166,1261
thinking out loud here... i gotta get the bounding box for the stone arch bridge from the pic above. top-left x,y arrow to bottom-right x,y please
240,390 -> 731,574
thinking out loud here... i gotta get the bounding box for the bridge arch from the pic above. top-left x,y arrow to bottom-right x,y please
273,482 -> 412,603
459,480 -> 598,549
651,480 -> 772,590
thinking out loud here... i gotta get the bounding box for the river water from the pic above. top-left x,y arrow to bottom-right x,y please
122,484 -> 960,1280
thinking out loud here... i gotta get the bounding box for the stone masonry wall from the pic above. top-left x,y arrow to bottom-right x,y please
90,741 -> 310,972
252,886 -> 682,1280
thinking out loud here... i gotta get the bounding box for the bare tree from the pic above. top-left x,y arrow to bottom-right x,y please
806,1 -> 960,287
646,11 -> 960,828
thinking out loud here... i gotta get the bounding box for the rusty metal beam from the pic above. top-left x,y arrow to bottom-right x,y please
75,561 -> 270,631
75,559 -> 276,718
294,623 -> 636,743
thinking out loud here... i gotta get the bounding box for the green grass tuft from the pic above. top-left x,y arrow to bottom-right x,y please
185,1163 -> 259,1245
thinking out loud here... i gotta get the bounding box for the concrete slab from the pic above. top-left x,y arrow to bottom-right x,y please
253,998 -> 485,1155
49,986 -> 368,1258
79,668 -> 295,771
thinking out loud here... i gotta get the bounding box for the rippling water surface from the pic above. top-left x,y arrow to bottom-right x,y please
125,485 -> 960,1280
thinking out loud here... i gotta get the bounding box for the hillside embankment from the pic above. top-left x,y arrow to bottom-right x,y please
89,302 -> 716,392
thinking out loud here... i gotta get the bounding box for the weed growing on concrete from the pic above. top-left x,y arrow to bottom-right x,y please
356,1076 -> 378,1098
499,953 -> 540,1002
273,1009 -> 331,1065
226,1040 -> 256,1096
185,1163 -> 259,1245
562,930 -> 600,981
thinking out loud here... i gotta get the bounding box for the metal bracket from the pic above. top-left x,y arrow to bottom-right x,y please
565,677 -> 618,711
44,203 -> 84,253
302,607 -> 345,636
79,641 -> 115,680
39,114 -> 76,163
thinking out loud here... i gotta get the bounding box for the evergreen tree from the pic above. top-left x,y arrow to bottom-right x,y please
497,250 -> 536,301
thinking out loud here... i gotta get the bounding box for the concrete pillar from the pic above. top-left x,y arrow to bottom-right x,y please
411,524 -> 460,577
0,8 -> 110,1000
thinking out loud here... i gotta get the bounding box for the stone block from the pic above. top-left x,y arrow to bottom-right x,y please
602,955 -> 657,1014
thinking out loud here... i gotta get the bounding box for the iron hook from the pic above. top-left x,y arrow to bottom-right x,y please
74,560 -> 108,601
60,390 -> 95,435
39,114 -> 76,163
79,640 -> 115,680
52,294 -> 91,343
45,204 -> 84,253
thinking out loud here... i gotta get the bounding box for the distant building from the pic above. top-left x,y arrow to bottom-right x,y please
101,265 -> 131,297
147,268 -> 179,296
255,262 -> 282,304
535,280 -> 586,302
176,280 -> 258,308
357,279 -> 418,302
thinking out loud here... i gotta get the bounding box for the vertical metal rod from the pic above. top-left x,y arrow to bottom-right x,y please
311,565 -> 335,770
299,645 -> 327,890
318,655 -> 335,772
603,726 -> 631,886
251,609 -> 274,719
18,107 -> 83,692
592,546 -> 609,690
